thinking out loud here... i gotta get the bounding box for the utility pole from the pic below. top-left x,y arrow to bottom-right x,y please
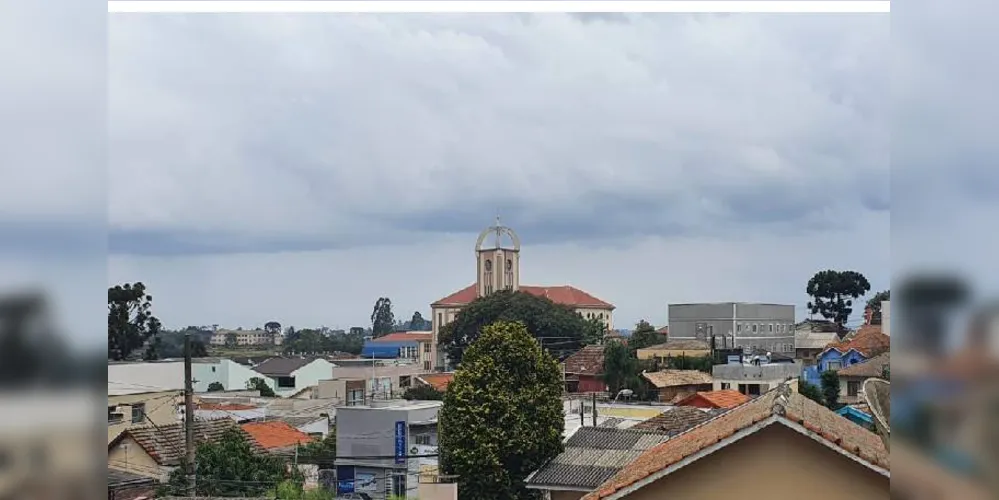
591,393 -> 597,427
184,331 -> 196,496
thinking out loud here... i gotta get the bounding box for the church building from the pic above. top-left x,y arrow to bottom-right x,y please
430,219 -> 615,370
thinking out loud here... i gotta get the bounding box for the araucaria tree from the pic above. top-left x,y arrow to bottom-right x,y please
806,270 -> 871,335
866,290 -> 890,325
438,321 -> 564,500
108,282 -> 163,361
371,297 -> 395,337
438,289 -> 594,367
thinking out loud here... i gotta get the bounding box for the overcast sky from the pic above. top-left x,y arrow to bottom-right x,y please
10,7 -> 999,347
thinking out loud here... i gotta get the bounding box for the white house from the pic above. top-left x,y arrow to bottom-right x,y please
252,358 -> 335,397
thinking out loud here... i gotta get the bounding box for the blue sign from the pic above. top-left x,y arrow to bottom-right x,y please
394,420 -> 407,464
336,465 -> 355,494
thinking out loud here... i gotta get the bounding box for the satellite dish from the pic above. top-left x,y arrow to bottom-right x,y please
863,378 -> 890,451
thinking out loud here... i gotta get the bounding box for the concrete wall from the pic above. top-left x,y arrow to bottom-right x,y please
624,425 -> 888,500
272,359 -> 335,397
882,300 -> 891,336
108,435 -> 169,482
668,303 -> 795,353
418,482 -> 458,500
108,391 -> 180,443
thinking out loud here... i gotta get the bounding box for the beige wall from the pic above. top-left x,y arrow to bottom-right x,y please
418,482 -> 459,500
550,490 -> 586,500
108,391 -> 181,443
623,425 -> 888,500
576,307 -> 614,331
431,306 -> 462,369
637,348 -> 710,361
108,435 -> 170,481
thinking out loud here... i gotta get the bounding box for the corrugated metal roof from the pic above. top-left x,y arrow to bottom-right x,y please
528,427 -> 668,490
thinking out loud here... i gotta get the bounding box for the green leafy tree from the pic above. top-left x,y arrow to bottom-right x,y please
207,381 -> 225,392
371,297 -> 395,337
866,290 -> 890,325
402,384 -> 445,401
410,311 -> 430,331
225,332 -> 238,348
265,321 -> 282,334
296,429 -> 336,467
247,377 -> 276,397
820,369 -> 842,410
438,290 -> 593,367
162,427 -> 293,497
439,321 -> 564,500
806,270 -> 872,335
581,316 -> 608,346
659,354 -> 713,373
798,379 -> 824,406
628,320 -> 664,350
602,341 -> 637,394
108,282 -> 163,361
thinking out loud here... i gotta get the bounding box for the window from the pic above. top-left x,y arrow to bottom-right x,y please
277,376 -> 296,388
414,434 -> 431,446
424,343 -> 431,353
848,381 -> 861,397
130,403 -> 146,424
768,324 -> 774,333
108,406 -> 122,424
752,324 -> 758,333
437,313 -> 442,326
720,382 -> 731,390
736,323 -> 742,332
827,361 -> 842,371
424,361 -> 431,371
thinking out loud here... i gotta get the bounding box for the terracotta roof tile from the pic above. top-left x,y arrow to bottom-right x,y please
112,419 -> 263,466
822,327 -> 890,358
676,390 -> 751,409
241,421 -> 316,450
432,284 -> 614,308
641,370 -> 713,388
371,332 -> 433,343
417,373 -> 455,391
581,386 -> 889,500
837,352 -> 890,378
564,346 -> 606,376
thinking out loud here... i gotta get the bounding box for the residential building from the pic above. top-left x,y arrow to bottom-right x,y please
525,427 -> 670,500
629,406 -> 720,435
108,468 -> 158,500
362,332 -> 435,371
563,346 -> 607,394
335,400 -> 443,499
108,382 -> 181,443
804,326 -> 890,386
108,419 -> 263,481
667,302 -> 795,355
210,328 -> 278,346
675,389 -> 750,410
194,402 -> 267,423
109,358 -> 278,394
836,352 -> 890,404
252,357 -> 335,397
711,358 -> 802,397
415,373 -> 455,393
578,384 -> 889,500
317,361 -> 428,402
640,370 -> 713,403
635,340 -> 711,361
430,219 -> 614,370
793,321 -> 839,365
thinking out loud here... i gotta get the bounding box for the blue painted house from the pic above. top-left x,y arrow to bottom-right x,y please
804,325 -> 890,386
360,332 -> 434,369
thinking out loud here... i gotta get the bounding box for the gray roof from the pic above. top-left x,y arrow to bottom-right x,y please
108,468 -> 157,490
527,427 -> 669,490
252,357 -> 314,376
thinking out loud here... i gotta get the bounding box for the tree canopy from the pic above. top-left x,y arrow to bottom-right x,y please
246,377 -> 276,397
439,321 -> 564,500
108,282 -> 162,361
402,384 -> 445,401
866,290 -> 890,325
820,370 -> 841,410
162,427 -> 293,497
627,320 -> 664,350
438,289 -> 596,367
805,270 -> 871,334
603,340 -> 638,394
409,311 -> 430,331
371,297 -> 395,337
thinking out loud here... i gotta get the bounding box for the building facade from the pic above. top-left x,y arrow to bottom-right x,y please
362,332 -> 435,371
210,328 -> 280,346
335,400 -> 442,499
668,302 -> 795,355
882,300 -> 891,336
430,219 -> 615,370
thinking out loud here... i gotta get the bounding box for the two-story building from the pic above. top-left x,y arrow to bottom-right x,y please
108,381 -> 182,444
252,357 -> 335,397
804,326 -> 890,386
335,400 -> 443,499
362,332 -> 435,371
668,302 -> 796,355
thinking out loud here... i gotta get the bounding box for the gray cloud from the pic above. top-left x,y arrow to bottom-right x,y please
108,13 -> 889,255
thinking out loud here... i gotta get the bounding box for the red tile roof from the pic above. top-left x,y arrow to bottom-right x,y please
822,326 -> 890,358
417,373 -> 455,391
563,346 -> 605,376
432,284 -> 614,309
240,421 -> 316,450
582,386 -> 889,499
675,390 -> 751,410
371,332 -> 433,343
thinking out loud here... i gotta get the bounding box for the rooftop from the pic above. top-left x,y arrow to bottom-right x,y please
527,427 -> 669,491
675,390 -> 751,410
639,340 -> 711,351
563,346 -> 606,376
641,370 -> 713,388
370,331 -> 433,343
110,418 -> 264,466
252,357 -> 317,377
581,384 -> 889,500
822,327 -> 890,358
241,421 -> 316,450
433,284 -> 614,309
630,406 -> 719,435
417,373 -> 455,392
837,352 -> 891,378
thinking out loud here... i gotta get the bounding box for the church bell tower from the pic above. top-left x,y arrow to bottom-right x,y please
475,217 -> 521,298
